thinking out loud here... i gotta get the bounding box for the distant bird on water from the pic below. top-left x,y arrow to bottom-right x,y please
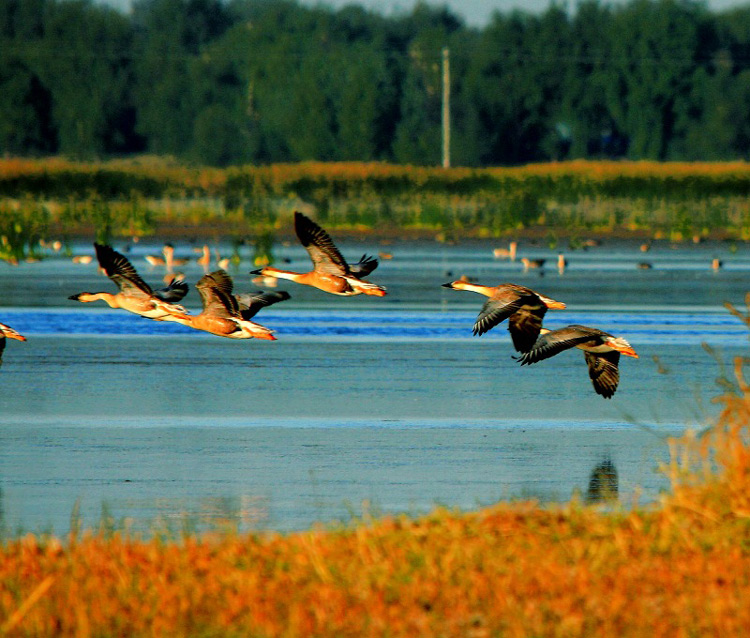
250,211 -> 386,297
0,321 -> 26,367
521,257 -> 546,271
493,241 -> 518,261
517,325 -> 639,398
69,243 -> 189,322
442,280 -> 566,353
144,243 -> 189,270
196,245 -> 212,272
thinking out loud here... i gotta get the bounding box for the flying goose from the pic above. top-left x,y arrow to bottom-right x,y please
442,280 -> 566,352
517,324 -> 638,398
69,243 -> 189,322
250,212 -> 386,297
171,270 -> 277,340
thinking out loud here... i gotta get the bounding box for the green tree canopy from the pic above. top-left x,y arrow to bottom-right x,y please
3,0 -> 750,165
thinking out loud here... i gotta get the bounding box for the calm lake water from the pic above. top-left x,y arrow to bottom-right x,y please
0,236 -> 748,534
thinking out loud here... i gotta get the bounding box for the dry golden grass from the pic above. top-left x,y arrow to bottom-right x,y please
3,353 -> 750,636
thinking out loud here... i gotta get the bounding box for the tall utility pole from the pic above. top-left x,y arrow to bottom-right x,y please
441,47 -> 450,169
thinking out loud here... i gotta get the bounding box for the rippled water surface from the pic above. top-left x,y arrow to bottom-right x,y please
0,237 -> 748,533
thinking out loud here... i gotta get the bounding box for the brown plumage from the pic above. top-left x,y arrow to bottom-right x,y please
517,325 -> 639,398
250,212 -> 386,297
171,270 -> 277,340
68,243 -> 189,322
442,280 -> 566,353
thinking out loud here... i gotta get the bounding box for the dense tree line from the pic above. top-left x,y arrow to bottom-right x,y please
3,0 -> 750,166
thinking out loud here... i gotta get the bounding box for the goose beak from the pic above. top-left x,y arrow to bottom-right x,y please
249,269 -> 263,275
544,300 -> 567,309
441,282 -> 455,288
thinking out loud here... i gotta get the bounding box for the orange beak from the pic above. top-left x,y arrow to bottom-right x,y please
1,326 -> 26,341
253,332 -> 277,341
544,300 -> 567,309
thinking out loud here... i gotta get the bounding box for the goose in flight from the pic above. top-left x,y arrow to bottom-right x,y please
442,280 -> 566,353
516,325 -> 639,398
250,212 -> 386,297
0,321 -> 26,367
172,270 -> 277,340
69,243 -> 189,322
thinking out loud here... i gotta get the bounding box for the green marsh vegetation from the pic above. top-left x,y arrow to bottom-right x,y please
2,159 -> 750,262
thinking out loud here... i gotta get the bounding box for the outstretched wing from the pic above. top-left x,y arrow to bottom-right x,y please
473,287 -> 540,337
196,270 -> 239,318
584,350 -> 621,399
94,243 -> 153,297
153,277 -> 189,302
348,254 -> 379,278
235,290 -> 291,320
294,212 -> 350,276
517,326 -> 601,365
473,298 -> 523,336
507,302 -> 548,353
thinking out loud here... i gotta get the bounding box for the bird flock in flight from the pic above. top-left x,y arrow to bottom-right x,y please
0,211 -> 638,397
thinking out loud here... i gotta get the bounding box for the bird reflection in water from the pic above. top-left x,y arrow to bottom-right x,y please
586,458 -> 619,503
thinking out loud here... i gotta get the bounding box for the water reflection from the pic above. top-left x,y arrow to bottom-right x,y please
586,459 -> 619,503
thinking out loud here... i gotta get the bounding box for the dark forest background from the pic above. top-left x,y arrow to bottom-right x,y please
3,0 -> 750,167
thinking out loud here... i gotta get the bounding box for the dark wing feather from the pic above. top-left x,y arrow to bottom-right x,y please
196,270 -> 239,317
235,290 -> 291,320
474,284 -> 547,338
0,336 -> 5,368
473,296 -> 525,336
507,302 -> 548,353
153,277 -> 189,302
517,326 -> 603,365
473,300 -> 518,336
294,212 -> 350,276
584,350 -> 621,399
349,254 -> 379,278
94,243 -> 153,297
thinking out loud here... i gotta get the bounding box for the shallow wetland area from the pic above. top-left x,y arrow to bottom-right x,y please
0,235 -> 747,534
